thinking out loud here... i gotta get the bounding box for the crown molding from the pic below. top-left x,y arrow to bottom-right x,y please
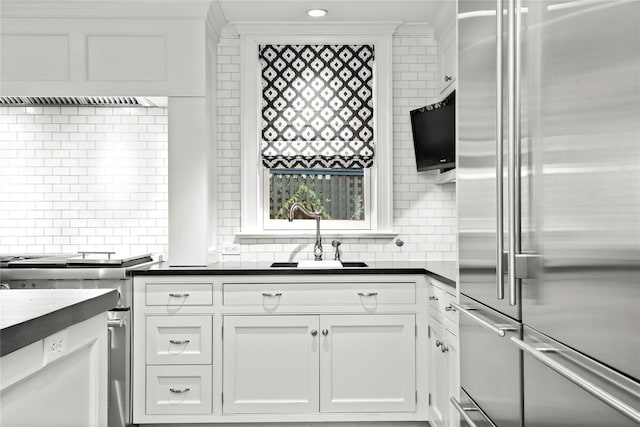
0,0 -> 213,20
206,1 -> 227,42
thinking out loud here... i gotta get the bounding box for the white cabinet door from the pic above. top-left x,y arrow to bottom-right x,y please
446,327 -> 459,427
429,315 -> 448,427
222,315 -> 320,414
439,24 -> 457,96
320,314 -> 416,413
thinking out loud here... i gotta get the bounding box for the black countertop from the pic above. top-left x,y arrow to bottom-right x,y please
131,259 -> 458,288
0,289 -> 118,357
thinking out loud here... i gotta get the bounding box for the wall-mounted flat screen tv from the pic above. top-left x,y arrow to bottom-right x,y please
410,90 -> 455,172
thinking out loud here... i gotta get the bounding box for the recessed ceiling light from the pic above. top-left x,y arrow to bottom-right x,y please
307,9 -> 328,18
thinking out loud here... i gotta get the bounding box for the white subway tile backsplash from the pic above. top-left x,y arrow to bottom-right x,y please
0,106 -> 168,256
214,32 -> 456,262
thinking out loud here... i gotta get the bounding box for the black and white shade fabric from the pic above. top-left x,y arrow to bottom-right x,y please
260,44 -> 375,169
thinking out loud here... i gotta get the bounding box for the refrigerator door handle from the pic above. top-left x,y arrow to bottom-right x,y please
511,337 -> 640,423
506,0 -> 522,307
450,302 -> 515,337
495,0 -> 505,301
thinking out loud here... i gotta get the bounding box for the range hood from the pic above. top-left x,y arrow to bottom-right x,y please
0,96 -> 167,107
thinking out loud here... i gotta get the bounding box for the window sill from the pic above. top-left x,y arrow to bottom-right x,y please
236,230 -> 399,242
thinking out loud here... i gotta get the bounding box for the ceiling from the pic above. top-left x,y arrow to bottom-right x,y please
216,0 -> 440,24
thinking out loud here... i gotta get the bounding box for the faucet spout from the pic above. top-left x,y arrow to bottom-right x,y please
288,202 -> 323,261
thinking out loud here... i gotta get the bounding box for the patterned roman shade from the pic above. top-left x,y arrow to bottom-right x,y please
260,44 -> 375,169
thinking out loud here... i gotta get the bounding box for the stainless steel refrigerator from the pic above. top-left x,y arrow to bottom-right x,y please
454,0 -> 640,426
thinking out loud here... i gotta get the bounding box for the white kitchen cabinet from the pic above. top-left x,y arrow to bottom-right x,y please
223,314 -> 416,414
446,327 -> 460,427
222,315 -> 320,414
430,0 -> 457,97
320,314 -> 416,413
428,315 -> 448,427
0,314 -> 108,427
133,273 -> 429,424
428,278 -> 459,427
439,24 -> 457,96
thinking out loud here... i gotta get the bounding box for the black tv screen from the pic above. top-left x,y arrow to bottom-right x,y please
410,91 -> 455,172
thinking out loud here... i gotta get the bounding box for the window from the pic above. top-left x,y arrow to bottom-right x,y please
238,25 -> 396,238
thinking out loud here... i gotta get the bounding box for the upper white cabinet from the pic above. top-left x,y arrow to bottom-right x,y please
0,2 -> 209,96
439,24 -> 457,95
430,0 -> 457,96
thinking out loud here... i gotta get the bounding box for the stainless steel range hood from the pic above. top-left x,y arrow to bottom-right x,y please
0,96 -> 166,107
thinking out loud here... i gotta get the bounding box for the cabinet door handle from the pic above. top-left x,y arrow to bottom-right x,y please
262,292 -> 282,297
169,339 -> 190,345
358,291 -> 378,297
169,388 -> 190,394
429,296 -> 439,301
322,329 -> 329,336
441,345 -> 449,353
444,75 -> 453,82
311,329 -> 318,336
436,339 -> 442,347
445,305 -> 456,312
169,293 -> 189,297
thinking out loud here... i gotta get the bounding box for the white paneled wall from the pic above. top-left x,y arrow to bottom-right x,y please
0,105 -> 168,255
217,29 -> 457,262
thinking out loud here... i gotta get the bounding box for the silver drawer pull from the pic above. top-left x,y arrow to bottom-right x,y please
445,305 -> 456,312
429,296 -> 439,301
169,388 -> 190,394
511,337 -> 640,423
169,339 -> 190,345
450,302 -> 513,337
169,293 -> 189,297
435,340 -> 442,347
450,397 -> 480,427
358,292 -> 378,297
441,345 -> 449,353
262,292 -> 282,297
444,75 -> 453,82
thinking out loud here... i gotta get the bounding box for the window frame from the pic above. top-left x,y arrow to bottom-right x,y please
237,24 -> 396,238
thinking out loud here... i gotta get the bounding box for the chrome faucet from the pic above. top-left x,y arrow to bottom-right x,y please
288,202 -> 323,261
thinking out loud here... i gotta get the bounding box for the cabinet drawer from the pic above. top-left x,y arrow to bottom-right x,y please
222,281 -> 415,307
146,316 -> 212,365
145,283 -> 213,306
146,365 -> 212,415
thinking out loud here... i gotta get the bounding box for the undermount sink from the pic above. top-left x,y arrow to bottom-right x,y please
270,261 -> 369,268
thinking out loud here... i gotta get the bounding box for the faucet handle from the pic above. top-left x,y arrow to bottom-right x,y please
331,240 -> 341,261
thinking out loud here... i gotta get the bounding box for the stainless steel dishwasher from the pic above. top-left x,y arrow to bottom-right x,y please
1,252 -> 160,427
